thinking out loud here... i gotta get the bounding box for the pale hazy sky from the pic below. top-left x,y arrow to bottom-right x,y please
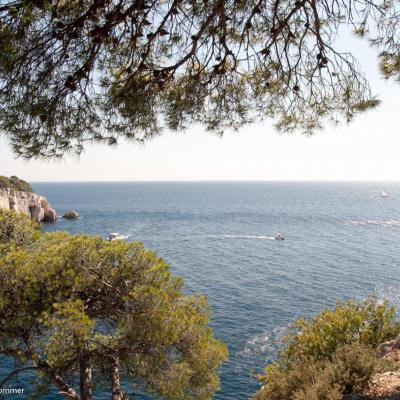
0,33 -> 399,182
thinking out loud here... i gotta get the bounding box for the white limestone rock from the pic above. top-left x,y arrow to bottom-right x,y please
0,188 -> 57,222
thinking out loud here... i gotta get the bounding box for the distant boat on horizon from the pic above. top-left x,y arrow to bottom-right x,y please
381,188 -> 389,198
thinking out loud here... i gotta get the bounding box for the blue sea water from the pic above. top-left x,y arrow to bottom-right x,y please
3,182 -> 400,399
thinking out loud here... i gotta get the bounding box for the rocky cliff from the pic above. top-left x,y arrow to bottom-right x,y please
0,188 -> 57,222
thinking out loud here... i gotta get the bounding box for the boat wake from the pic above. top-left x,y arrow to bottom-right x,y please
223,234 -> 276,240
347,219 -> 400,227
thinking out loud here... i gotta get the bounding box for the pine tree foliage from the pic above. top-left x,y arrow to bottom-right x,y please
0,1 -> 398,158
0,210 -> 227,400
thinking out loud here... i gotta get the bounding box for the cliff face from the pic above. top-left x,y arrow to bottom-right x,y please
0,188 -> 57,222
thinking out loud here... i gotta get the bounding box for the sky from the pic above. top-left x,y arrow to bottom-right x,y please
0,32 -> 399,182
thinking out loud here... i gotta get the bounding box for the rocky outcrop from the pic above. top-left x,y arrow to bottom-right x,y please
377,335 -> 400,358
63,210 -> 79,220
347,335 -> 400,399
0,188 -> 57,222
361,370 -> 400,398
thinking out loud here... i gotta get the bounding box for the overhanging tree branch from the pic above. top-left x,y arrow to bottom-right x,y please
0,0 -> 398,159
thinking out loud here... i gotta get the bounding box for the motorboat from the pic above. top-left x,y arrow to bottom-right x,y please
275,233 -> 285,240
108,232 -> 127,241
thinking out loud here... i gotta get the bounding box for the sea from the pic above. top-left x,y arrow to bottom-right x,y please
3,181 -> 400,399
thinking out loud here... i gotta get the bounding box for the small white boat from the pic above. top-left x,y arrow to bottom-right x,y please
381,188 -> 389,198
275,233 -> 285,241
108,232 -> 127,241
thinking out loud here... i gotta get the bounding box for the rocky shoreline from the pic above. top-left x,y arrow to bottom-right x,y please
0,187 -> 56,222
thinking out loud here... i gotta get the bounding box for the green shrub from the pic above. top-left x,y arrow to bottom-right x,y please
254,299 -> 400,400
0,175 -> 11,189
282,298 -> 400,364
0,209 -> 39,252
255,343 -> 396,400
0,175 -> 33,192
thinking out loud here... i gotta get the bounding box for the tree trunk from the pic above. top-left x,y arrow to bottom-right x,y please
79,347 -> 92,400
111,354 -> 123,400
26,342 -> 81,400
37,362 -> 81,400
51,371 -> 81,400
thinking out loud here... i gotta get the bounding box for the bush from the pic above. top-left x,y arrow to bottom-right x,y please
0,209 -> 39,250
255,343 -> 396,400
254,299 -> 400,400
0,176 -> 11,189
282,298 -> 400,364
0,175 -> 33,192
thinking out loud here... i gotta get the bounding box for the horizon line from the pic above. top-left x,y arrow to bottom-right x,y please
30,179 -> 400,184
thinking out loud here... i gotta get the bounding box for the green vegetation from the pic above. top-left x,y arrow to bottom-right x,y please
282,298 -> 400,362
0,209 -> 39,256
254,298 -> 400,400
0,1 -> 398,158
0,210 -> 227,400
0,175 -> 33,192
254,343 -> 397,400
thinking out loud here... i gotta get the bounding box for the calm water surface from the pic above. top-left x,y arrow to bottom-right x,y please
3,182 -> 400,399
